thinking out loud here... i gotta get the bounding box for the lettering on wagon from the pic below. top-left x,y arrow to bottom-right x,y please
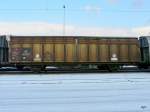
111,54 -> 118,61
34,54 -> 41,61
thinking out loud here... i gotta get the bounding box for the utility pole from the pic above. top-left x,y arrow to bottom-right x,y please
63,5 -> 66,36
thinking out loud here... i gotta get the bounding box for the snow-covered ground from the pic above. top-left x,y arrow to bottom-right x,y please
0,73 -> 150,112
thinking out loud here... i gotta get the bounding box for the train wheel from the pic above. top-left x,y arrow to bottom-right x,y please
41,65 -> 46,71
107,65 -> 120,72
138,65 -> 149,69
16,65 -> 24,71
98,65 -> 108,70
31,66 -> 42,73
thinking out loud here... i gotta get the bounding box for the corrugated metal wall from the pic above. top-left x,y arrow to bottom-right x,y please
9,36 -> 141,63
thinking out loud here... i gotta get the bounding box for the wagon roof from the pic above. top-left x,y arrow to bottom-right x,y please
9,35 -> 138,39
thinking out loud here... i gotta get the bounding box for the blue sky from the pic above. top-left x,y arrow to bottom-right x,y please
0,0 -> 150,36
0,0 -> 149,27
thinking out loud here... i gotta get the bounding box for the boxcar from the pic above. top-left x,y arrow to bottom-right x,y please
9,36 -> 141,71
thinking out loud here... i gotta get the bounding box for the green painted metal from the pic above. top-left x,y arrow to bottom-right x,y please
139,36 -> 150,65
0,36 -> 8,64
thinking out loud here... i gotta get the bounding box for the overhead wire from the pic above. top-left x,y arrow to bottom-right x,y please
0,8 -> 150,13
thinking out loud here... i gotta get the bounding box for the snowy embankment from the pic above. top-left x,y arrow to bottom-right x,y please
0,73 -> 150,112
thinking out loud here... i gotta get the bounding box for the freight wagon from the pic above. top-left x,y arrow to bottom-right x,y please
8,36 -> 141,72
0,36 -> 8,65
139,36 -> 150,68
0,35 -> 150,72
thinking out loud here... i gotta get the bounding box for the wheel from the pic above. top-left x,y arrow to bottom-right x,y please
107,65 -> 120,72
138,65 -> 149,69
98,65 -> 108,70
16,65 -> 24,71
31,66 -> 42,73
41,65 -> 46,71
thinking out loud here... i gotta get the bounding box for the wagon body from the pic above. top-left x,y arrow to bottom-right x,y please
0,36 -> 8,65
9,36 -> 141,67
139,36 -> 150,66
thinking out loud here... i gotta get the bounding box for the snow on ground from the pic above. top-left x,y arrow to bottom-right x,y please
0,72 -> 150,112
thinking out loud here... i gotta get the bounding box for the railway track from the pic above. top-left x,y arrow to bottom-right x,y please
0,68 -> 150,74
